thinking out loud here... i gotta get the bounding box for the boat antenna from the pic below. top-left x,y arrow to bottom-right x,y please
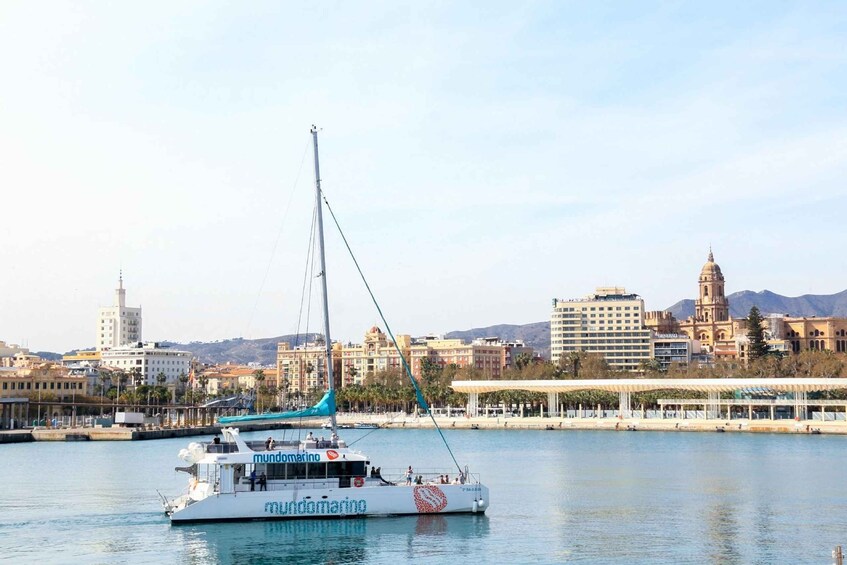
311,125 -> 337,435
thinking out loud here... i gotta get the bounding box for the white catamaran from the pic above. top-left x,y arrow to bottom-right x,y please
163,127 -> 489,523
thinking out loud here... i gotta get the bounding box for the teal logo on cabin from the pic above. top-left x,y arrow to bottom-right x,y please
253,452 -> 321,464
264,497 -> 367,516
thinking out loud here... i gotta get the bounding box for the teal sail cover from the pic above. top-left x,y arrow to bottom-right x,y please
218,390 -> 335,424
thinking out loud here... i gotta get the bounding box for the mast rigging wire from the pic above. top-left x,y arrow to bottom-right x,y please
320,191 -> 464,476
243,138 -> 311,338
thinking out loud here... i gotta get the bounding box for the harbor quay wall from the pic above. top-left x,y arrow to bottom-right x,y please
6,421 -> 294,442
4,415 -> 846,441
0,430 -> 33,443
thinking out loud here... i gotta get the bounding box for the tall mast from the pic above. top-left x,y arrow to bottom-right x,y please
311,125 -> 337,433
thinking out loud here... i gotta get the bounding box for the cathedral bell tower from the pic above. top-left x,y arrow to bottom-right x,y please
695,250 -> 729,323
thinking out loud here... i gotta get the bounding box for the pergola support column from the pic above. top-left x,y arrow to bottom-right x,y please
547,392 -> 558,418
467,392 -> 479,417
795,391 -> 808,420
707,392 -> 720,419
619,391 -> 631,418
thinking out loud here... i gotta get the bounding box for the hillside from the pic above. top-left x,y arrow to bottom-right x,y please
154,322 -> 553,366
161,334 -> 321,366
666,289 -> 847,319
446,321 -> 550,359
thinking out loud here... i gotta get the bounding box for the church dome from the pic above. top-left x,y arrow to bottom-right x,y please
700,250 -> 723,278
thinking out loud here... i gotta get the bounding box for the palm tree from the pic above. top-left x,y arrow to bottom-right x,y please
130,368 -> 143,387
280,378 -> 290,409
253,369 -> 266,412
197,375 -> 209,404
178,372 -> 189,403
305,362 -> 315,394
116,371 -> 128,408
346,364 -> 359,386
97,370 -> 111,409
514,352 -> 533,371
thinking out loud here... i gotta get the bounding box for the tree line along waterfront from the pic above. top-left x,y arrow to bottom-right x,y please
13,348 -> 847,425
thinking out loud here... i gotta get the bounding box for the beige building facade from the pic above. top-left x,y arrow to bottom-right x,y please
278,328 -> 523,393
409,337 -> 508,380
645,250 -> 847,357
0,363 -> 87,400
339,327 -> 410,387
276,341 -> 343,395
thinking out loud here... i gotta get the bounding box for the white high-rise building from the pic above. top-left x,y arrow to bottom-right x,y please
100,342 -> 190,386
551,287 -> 652,372
96,273 -> 142,351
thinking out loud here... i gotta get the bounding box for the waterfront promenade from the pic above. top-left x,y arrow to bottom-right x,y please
3,411 -> 845,442
373,414 -> 845,434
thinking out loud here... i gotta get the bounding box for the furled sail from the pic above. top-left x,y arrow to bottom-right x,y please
218,390 -> 335,424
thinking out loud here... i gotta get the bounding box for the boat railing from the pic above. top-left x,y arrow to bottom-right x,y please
245,440 -> 302,450
242,439 -> 343,451
205,443 -> 239,454
378,469 -> 480,486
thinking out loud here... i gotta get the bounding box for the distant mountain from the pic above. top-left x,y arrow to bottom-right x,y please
50,325 -> 552,368
161,334 -> 320,366
166,322 -> 553,365
446,322 -> 550,360
666,289 -> 847,319
33,351 -> 62,361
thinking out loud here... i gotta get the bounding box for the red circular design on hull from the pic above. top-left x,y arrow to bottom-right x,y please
413,485 -> 448,513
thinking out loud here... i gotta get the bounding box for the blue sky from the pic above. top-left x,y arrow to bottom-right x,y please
2,2 -> 846,353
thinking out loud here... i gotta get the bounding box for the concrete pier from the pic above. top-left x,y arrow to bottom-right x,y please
1,421 -> 295,442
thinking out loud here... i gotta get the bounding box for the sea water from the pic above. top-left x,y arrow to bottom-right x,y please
1,427 -> 845,564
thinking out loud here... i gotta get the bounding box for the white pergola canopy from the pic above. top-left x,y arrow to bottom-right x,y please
450,378 -> 847,395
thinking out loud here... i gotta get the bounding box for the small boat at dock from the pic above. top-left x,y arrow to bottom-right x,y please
354,423 -> 379,429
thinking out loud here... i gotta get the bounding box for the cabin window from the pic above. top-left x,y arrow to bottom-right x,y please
308,463 -> 327,479
327,461 -> 366,478
288,463 -> 308,479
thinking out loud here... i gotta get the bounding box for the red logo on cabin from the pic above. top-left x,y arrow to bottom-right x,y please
413,486 -> 448,513
326,450 -> 339,460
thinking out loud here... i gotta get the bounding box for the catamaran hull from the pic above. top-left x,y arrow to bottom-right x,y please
168,484 -> 488,523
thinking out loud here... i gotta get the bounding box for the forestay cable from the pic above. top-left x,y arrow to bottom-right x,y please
320,192 -> 464,475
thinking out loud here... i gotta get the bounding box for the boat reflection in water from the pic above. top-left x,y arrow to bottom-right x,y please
172,514 -> 490,564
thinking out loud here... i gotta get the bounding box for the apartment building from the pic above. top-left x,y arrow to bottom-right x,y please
99,342 -> 190,385
551,287 -> 651,372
